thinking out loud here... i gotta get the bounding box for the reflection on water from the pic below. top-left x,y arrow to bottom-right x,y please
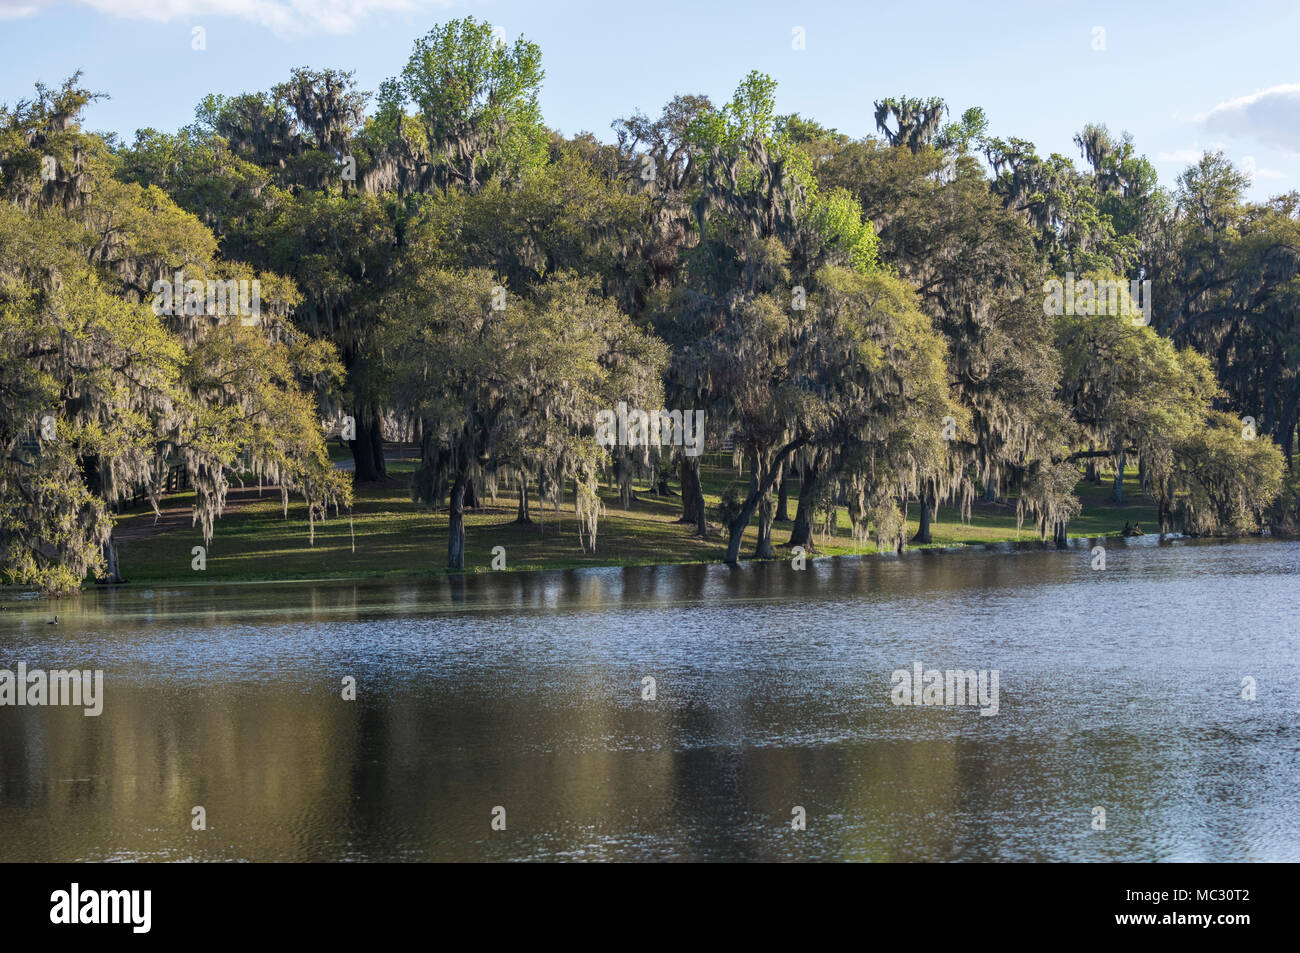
1,537 -> 1297,861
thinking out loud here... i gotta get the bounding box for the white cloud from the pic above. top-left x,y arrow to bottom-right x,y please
1156,148 -> 1205,164
0,0 -> 455,33
0,2 -> 42,18
1198,83 -> 1300,155
1240,155 -> 1286,183
1154,145 -> 1288,188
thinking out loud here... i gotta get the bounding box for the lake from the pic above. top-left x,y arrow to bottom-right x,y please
1,536 -> 1296,861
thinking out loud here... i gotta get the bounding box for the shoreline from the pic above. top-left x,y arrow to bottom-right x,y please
3,452 -> 1277,598
3,528 -> 1287,601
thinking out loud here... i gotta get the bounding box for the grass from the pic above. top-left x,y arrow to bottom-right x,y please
104,446 -> 1161,587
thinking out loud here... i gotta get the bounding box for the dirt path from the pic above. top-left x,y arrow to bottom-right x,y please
332,446 -> 419,471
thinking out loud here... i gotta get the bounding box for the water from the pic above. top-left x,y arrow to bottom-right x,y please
1,536 -> 1296,861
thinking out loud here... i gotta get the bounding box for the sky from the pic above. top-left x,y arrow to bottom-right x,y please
1,0 -> 1299,199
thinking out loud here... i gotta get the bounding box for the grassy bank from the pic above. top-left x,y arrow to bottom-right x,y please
101,446 -> 1159,587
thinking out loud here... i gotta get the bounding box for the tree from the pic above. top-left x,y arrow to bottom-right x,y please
936,107 -> 988,154
821,122 -> 1071,543
378,268 -> 665,569
1170,412 -> 1284,535
1055,278 -> 1217,511
0,76 -> 348,592
1053,277 -> 1283,534
390,16 -> 547,193
1154,155 -> 1300,459
255,190 -> 399,480
661,72 -> 907,561
122,69 -> 400,481
873,96 -> 948,154
983,136 -> 1137,274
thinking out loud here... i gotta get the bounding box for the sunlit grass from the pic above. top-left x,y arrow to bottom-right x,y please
111,451 -> 1160,585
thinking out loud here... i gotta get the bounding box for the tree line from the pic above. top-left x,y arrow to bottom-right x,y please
2,16 -> 1296,589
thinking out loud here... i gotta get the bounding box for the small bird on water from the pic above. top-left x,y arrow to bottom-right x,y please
47,616 -> 59,625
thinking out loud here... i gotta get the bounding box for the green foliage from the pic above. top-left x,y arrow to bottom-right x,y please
715,484 -> 745,528
5,42 -> 1297,591
1175,413 -> 1284,535
394,15 -> 547,190
805,186 -> 880,273
0,76 -> 348,592
936,106 -> 988,153
378,264 -> 665,565
874,96 -> 948,153
686,71 -> 879,275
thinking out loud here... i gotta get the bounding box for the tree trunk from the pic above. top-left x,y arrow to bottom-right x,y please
515,473 -> 532,524
755,491 -> 775,558
415,431 -> 450,508
447,475 -> 467,570
912,482 -> 935,544
98,537 -> 124,584
789,505 -> 813,548
615,449 -> 637,508
463,478 -> 480,509
724,510 -> 751,563
788,452 -> 823,549
678,456 -> 699,522
724,439 -> 807,563
350,411 -> 387,482
369,413 -> 387,477
678,456 -> 707,536
774,464 -> 790,522
1111,452 -> 1126,504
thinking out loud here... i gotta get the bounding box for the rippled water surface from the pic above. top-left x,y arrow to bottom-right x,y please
1,536 -> 1297,861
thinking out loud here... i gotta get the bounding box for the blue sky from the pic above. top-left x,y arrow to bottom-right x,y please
2,0 -> 1298,198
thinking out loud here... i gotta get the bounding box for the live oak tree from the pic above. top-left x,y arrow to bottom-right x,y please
1053,277 -> 1284,534
0,244 -> 181,591
612,93 -> 712,310
663,72 -> 950,562
0,77 -> 349,592
8,29 -> 1299,593
377,267 -> 665,569
1172,412 -> 1284,535
1156,155 -> 1300,457
665,72 -> 815,559
792,265 -> 957,554
427,142 -> 651,299
983,135 -> 1137,276
1054,280 -> 1212,519
873,96 -> 948,155
378,132 -> 656,510
387,16 -> 547,194
613,94 -> 714,529
122,70 -> 398,481
819,121 -> 1072,543
254,190 -> 398,480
